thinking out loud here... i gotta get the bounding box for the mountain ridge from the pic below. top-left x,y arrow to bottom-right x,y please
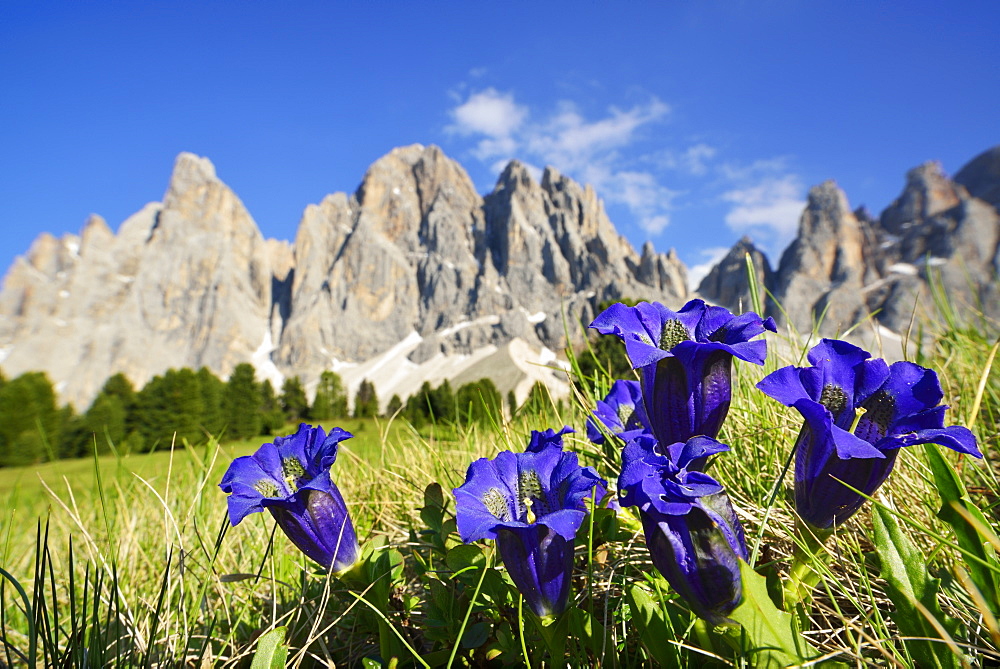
699,146 -> 1000,339
3,144 -> 998,411
0,144 -> 689,409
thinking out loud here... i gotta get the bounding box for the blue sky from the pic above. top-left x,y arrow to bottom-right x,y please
2,2 -> 998,286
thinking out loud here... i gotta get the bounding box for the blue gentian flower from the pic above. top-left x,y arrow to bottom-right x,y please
590,299 -> 775,457
586,379 -> 651,445
525,425 -> 576,453
757,339 -> 982,529
618,434 -> 748,623
453,427 -> 607,618
220,423 -> 360,572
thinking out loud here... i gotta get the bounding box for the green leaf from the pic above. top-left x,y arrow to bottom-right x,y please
420,482 -> 445,533
624,583 -> 684,666
565,607 -> 613,659
250,626 -> 288,669
924,444 -> 1000,612
872,503 -> 963,669
359,549 -> 409,665
460,621 -> 490,649
446,543 -> 486,576
727,560 -> 822,668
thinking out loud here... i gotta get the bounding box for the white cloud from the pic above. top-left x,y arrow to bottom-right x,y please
473,135 -> 519,162
718,156 -> 794,182
584,166 -> 677,233
723,175 -> 805,240
527,99 -> 670,170
687,246 -> 731,290
448,88 -> 528,141
661,143 -> 717,176
447,89 -> 673,232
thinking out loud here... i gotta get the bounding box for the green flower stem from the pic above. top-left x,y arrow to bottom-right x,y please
692,618 -> 716,656
533,609 -> 569,663
781,521 -> 834,628
339,550 -> 408,665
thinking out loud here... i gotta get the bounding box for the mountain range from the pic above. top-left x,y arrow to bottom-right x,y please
1,144 -> 997,410
699,146 -> 1000,338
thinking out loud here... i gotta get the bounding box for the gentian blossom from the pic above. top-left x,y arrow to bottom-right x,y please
590,299 -> 775,458
220,423 -> 360,572
586,379 -> 651,445
453,427 -> 607,618
525,425 -> 576,453
618,434 -> 748,623
757,339 -> 982,530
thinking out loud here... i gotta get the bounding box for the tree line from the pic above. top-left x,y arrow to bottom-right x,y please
0,364 -> 534,468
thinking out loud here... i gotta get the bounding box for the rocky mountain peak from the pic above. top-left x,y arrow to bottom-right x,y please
5,144 -> 998,411
880,161 -> 963,235
954,145 -> 1000,209
699,147 -> 1000,345
163,153 -> 218,204
767,179 -> 877,333
697,236 -> 772,312
496,160 -> 537,192
78,215 -> 115,262
805,180 -> 853,222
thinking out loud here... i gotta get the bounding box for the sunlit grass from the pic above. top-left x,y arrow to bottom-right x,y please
0,311 -> 998,666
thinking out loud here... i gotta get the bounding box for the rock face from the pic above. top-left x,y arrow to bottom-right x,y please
696,236 -> 772,314
0,154 -> 283,405
701,146 -> 1000,339
5,143 -> 998,410
275,147 -> 688,394
0,145 -> 688,409
770,180 -> 879,334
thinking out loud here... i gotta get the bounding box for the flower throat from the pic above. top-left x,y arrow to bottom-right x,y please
659,319 -> 691,351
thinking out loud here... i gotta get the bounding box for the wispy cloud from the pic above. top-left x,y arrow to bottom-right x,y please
446,89 -> 673,234
525,99 -> 670,170
659,143 -> 718,176
687,246 -> 730,290
447,88 -> 528,161
719,161 -> 805,256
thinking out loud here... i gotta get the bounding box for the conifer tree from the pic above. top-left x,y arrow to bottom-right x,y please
197,367 -> 225,438
101,373 -> 137,415
353,379 -> 379,418
82,392 -> 126,455
455,378 -> 503,426
58,405 -> 86,459
0,372 -> 62,466
385,394 -> 403,418
312,370 -> 348,420
258,379 -> 285,435
135,368 -> 205,447
405,382 -> 434,426
281,376 -> 310,421
223,363 -> 263,440
430,379 -> 456,423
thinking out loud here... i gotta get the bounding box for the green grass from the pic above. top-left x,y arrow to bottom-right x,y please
1,317 -> 998,666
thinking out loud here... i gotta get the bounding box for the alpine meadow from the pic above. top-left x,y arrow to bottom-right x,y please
1,142 -> 999,667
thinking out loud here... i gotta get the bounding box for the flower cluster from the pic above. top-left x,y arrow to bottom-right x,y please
757,338 -> 982,529
618,435 -> 747,623
588,298 -> 773,621
217,299 -> 982,640
219,423 -> 359,573
591,299 -> 776,451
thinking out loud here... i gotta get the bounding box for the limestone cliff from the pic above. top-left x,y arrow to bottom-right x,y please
698,146 -> 1000,339
0,145 -> 688,409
